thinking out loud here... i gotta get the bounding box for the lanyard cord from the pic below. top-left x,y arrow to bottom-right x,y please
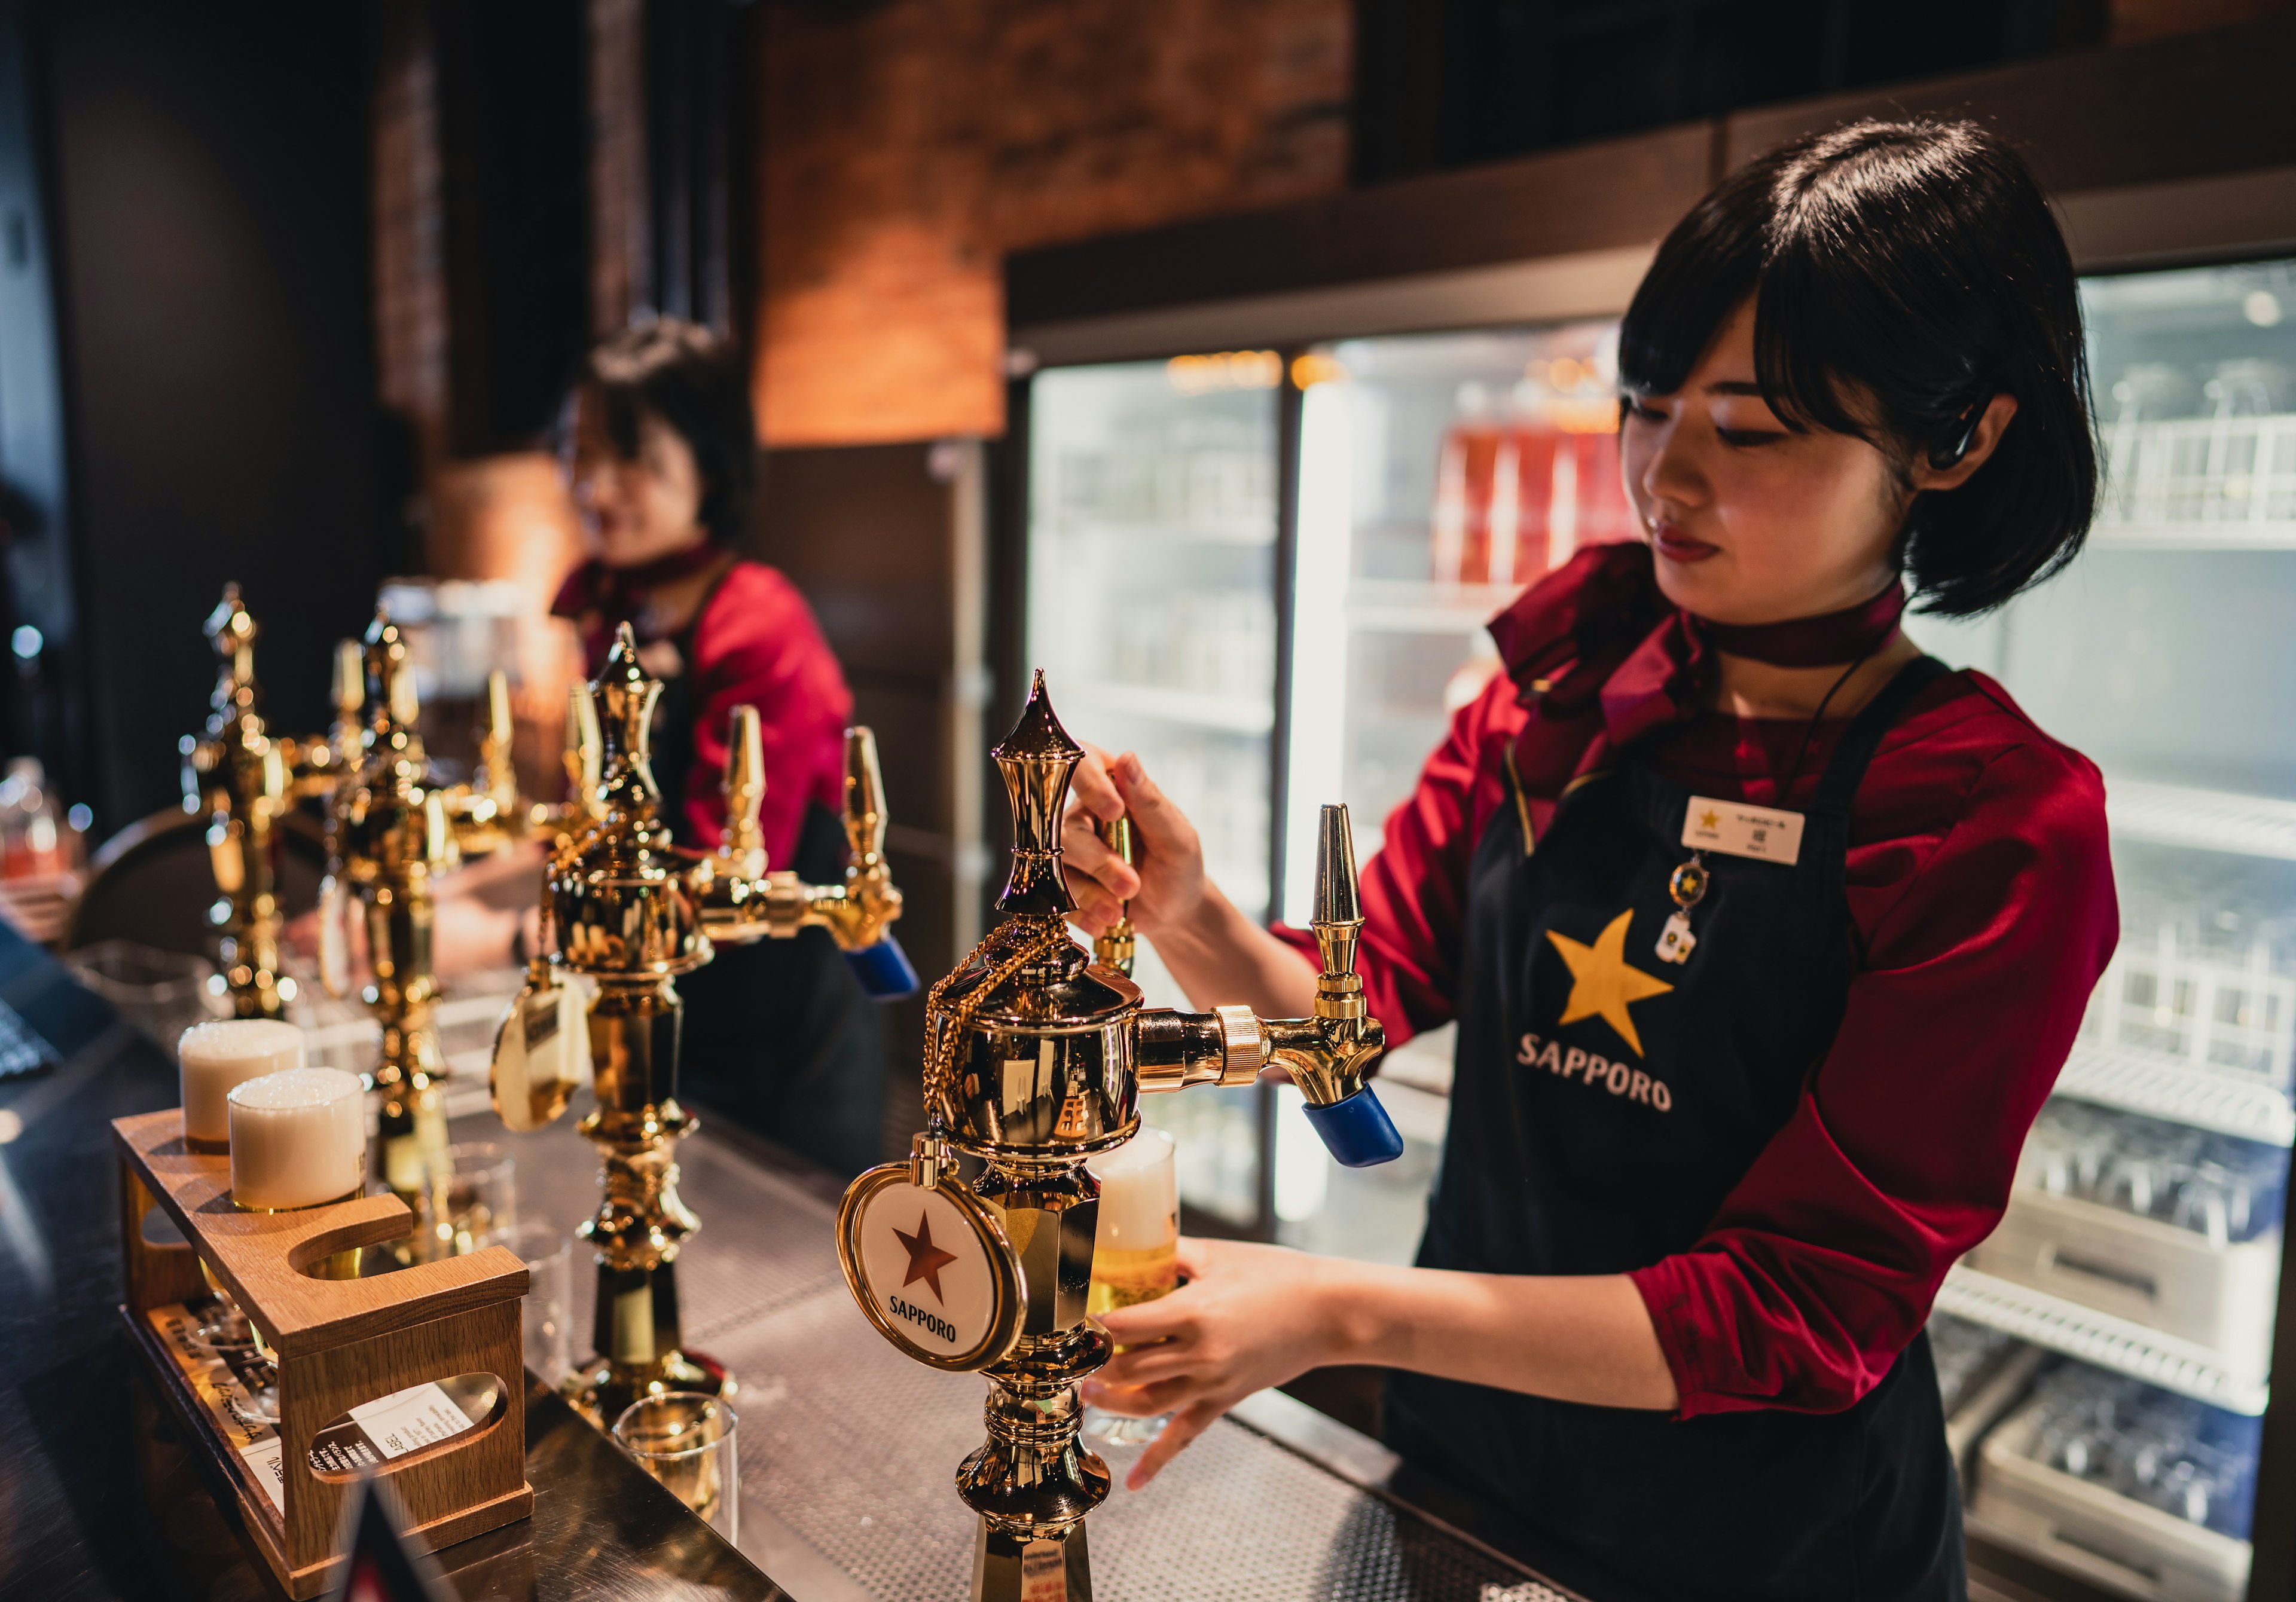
1772,634 -> 1892,808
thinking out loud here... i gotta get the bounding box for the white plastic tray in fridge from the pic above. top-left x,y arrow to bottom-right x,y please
1964,1187 -> 2278,1384
1971,1393 -> 2251,1602
1944,1342 -> 2045,1485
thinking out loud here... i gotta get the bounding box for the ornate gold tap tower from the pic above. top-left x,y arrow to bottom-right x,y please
325,610 -> 529,1218
493,623 -> 914,1425
837,672 -> 1401,1602
180,586 -> 365,1019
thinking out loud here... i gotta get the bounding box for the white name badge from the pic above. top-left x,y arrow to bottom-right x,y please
1681,796 -> 1805,866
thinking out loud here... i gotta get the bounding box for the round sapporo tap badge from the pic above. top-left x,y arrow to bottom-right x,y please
837,1166 -> 1024,1372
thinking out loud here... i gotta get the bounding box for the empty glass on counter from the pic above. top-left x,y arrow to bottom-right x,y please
432,1141 -> 517,1255
2019,1363 -> 2263,1540
614,1392 -> 739,1543
2020,1098 -> 2288,1247
69,941 -> 225,1049
511,1221 -> 573,1385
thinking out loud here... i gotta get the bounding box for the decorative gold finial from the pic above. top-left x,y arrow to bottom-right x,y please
362,609 -> 422,739
593,623 -> 663,820
204,583 -> 257,655
990,670 -> 1083,916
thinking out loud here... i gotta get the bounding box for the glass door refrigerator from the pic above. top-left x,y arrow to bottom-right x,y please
1024,354 -> 1284,1234
1018,258 -> 2296,1600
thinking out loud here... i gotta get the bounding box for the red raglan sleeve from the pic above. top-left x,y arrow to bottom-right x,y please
1271,673 -> 1525,1047
683,568 -> 854,867
1628,735 -> 2118,1417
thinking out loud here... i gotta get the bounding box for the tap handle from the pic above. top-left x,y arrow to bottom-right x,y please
479,669 -> 517,806
388,657 -> 421,730
990,670 -> 1083,916
838,724 -> 919,999
564,683 -> 602,812
331,638 -> 364,726
721,704 -> 767,873
843,725 -> 887,864
1092,815 -> 1137,976
1311,803 -> 1364,980
202,583 -> 260,723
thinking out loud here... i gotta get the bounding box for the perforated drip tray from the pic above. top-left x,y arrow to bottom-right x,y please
479,1105 -> 851,1349
472,1112 -> 1590,1601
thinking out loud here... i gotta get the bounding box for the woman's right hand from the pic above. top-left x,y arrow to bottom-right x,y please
1062,747 -> 1205,940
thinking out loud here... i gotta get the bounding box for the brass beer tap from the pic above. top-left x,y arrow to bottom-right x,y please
180,586 -> 366,1019
326,610 -> 529,1229
836,672 -> 1402,1602
491,623 -> 915,1425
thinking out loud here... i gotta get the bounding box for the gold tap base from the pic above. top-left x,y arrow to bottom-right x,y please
972,1518 -> 1093,1602
954,1323 -> 1111,1601
560,1347 -> 735,1431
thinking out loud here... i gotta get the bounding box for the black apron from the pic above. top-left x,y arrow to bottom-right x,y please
643,571 -> 889,1178
1387,656 -> 1964,1602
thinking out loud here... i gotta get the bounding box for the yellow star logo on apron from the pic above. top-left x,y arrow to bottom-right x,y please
1546,910 -> 1675,1057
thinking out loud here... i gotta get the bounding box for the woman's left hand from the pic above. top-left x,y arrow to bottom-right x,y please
1080,1236 -> 1355,1490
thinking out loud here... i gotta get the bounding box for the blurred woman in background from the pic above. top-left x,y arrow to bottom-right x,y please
450,320 -> 887,1175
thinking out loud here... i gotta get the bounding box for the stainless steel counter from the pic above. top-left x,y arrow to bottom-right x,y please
491,1106 -> 1620,1602
0,911 -> 1626,1601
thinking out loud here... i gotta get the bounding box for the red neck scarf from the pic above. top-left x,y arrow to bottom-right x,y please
1696,583 -> 1906,667
1488,543 -> 1907,790
549,540 -> 726,644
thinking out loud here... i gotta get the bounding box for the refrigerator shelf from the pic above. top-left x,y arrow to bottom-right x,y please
1057,517 -> 1275,548
2105,777 -> 2296,861
1935,1264 -> 2270,1415
1342,578 -> 1525,635
2090,522 -> 2296,552
2056,1044 -> 2296,1146
1064,679 -> 1274,735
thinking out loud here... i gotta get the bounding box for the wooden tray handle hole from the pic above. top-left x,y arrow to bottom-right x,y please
305,1371 -> 509,1484
289,1221 -> 408,1279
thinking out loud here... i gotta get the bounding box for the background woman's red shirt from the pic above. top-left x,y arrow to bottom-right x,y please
558,556 -> 851,869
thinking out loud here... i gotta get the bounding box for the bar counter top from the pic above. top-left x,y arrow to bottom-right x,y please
0,925 -> 1636,1602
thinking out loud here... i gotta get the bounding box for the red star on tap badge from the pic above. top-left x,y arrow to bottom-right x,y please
893,1212 -> 961,1304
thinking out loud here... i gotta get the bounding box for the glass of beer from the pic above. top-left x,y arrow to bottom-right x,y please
1083,1126 -> 1178,1445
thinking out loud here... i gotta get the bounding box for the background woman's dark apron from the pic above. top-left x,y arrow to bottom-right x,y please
1387,658 -> 1963,1601
643,577 -> 887,1176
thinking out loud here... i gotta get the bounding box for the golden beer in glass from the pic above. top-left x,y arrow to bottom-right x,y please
1084,1127 -> 1177,1443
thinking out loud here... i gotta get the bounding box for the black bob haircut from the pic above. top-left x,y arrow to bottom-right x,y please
1619,119 -> 2096,617
569,319 -> 758,545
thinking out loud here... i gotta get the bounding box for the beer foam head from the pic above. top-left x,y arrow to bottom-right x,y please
178,1017 -> 305,1145
227,1066 -> 366,1210
180,1017 -> 304,1069
1087,1127 -> 1176,1249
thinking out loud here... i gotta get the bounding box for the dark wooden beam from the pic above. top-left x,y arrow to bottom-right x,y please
1006,121 -> 1715,329
1724,11 -> 2296,189
1009,13 -> 2296,332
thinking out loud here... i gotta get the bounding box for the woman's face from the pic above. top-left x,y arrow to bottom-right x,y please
1620,299 -> 1907,625
563,389 -> 709,568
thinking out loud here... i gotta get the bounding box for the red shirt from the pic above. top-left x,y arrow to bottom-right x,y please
1278,544 -> 2118,1418
555,554 -> 852,867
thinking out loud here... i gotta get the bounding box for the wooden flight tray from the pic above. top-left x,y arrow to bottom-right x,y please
113,1108 -> 533,1600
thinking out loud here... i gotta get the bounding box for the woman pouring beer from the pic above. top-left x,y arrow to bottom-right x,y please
1062,120 -> 2118,1598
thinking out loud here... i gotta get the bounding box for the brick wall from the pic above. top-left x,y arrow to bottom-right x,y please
753,0 -> 1351,447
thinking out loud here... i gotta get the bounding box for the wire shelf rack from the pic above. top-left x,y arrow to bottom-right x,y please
1935,1264 -> 2269,1415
